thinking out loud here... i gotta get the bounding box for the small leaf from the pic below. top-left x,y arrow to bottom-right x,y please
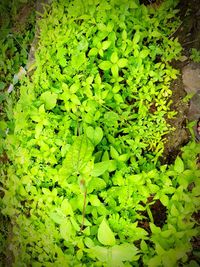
91,161 -> 110,177
110,52 -> 118,64
88,47 -> 98,57
149,223 -> 161,234
86,126 -> 103,146
111,64 -> 118,77
110,146 -> 119,159
117,58 -> 128,68
40,91 -> 58,110
99,61 -> 112,70
60,219 -> 73,241
133,31 -> 140,45
61,199 -> 74,216
140,49 -> 149,59
97,218 -> 116,246
102,40 -> 111,50
174,157 -> 184,173
94,127 -> 103,145
160,194 -> 169,206
49,211 -> 65,225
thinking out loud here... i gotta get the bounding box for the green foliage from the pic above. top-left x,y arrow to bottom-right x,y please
1,0 -> 200,266
0,0 -> 35,153
190,48 -> 200,63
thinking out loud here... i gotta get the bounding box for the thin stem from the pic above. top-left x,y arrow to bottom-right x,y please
80,188 -> 87,232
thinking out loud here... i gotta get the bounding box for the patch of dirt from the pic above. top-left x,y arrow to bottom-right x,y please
160,0 -> 200,263
12,2 -> 35,34
162,0 -> 200,163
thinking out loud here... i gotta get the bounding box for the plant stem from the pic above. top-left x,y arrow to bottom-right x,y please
80,188 -> 87,232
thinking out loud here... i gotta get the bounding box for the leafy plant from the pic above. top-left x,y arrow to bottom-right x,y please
1,0 -> 200,266
190,48 -> 200,63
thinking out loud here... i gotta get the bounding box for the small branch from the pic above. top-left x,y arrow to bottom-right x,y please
182,39 -> 198,46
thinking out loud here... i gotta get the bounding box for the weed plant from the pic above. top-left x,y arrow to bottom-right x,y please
0,0 -> 200,266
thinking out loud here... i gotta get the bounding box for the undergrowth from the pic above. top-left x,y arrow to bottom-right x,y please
0,0 -> 200,266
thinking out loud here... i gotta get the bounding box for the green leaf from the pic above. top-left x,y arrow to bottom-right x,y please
71,52 -> 86,69
88,244 -> 138,265
174,157 -> 184,173
149,223 -> 161,234
60,219 -> 73,241
49,211 -> 65,225
140,49 -> 149,59
111,64 -> 118,78
110,146 -> 119,159
160,194 -> 169,206
102,40 -> 111,50
89,195 -> 101,206
117,58 -> 128,68
87,177 -> 107,193
94,127 -> 103,145
40,91 -> 58,110
99,61 -> 112,70
60,135 -> 94,177
111,244 -> 138,264
110,52 -> 118,64
133,31 -> 140,44
61,199 -> 74,216
88,47 -> 98,57
104,111 -> 119,126
97,218 -> 116,246
89,246 -> 108,262
86,126 -> 103,146
91,161 -> 111,177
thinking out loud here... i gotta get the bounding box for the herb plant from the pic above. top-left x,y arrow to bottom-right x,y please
1,0 -> 199,266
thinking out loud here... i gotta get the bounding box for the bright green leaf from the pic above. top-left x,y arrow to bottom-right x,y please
99,61 -> 112,70
97,218 -> 116,246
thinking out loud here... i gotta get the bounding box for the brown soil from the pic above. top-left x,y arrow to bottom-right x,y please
162,0 -> 200,162
12,2 -> 35,34
161,0 -> 200,263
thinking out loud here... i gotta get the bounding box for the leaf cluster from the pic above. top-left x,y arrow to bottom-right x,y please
1,0 -> 199,266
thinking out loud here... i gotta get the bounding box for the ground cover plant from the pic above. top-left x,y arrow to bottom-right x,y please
0,0 -> 200,266
0,1 -> 35,265
0,0 -> 35,153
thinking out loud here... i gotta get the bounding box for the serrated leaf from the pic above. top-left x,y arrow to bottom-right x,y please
61,135 -> 94,177
97,218 -> 116,246
99,61 -> 112,70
